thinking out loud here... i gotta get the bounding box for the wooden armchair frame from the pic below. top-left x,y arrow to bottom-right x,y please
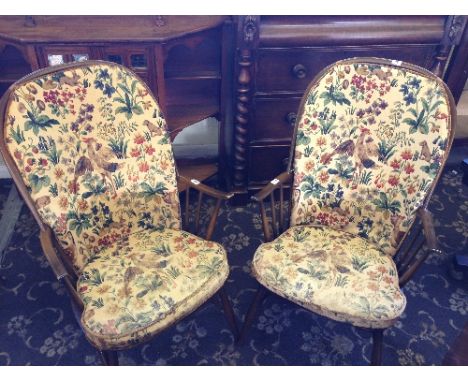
37,175 -> 238,365
0,60 -> 238,365
239,57 -> 456,365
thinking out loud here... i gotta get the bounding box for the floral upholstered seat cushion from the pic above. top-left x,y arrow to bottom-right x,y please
252,225 -> 406,329
77,228 -> 229,350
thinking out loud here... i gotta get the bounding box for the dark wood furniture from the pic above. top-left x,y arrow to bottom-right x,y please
0,15 -> 234,183
230,16 -> 468,194
1,16 -> 467,196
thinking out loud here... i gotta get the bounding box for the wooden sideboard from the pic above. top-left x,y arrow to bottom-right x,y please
1,16 -> 467,196
0,15 -> 234,186
230,16 -> 468,194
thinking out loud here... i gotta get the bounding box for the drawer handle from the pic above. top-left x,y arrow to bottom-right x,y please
292,64 -> 307,79
285,112 -> 297,127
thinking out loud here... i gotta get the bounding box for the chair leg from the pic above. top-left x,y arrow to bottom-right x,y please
218,286 -> 240,340
100,350 -> 119,366
371,329 -> 384,366
238,285 -> 268,345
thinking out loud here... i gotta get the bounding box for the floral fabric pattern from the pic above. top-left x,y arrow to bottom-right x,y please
291,60 -> 452,256
0,169 -> 466,365
252,225 -> 406,328
2,62 -> 234,350
77,228 -> 229,350
4,63 -> 181,271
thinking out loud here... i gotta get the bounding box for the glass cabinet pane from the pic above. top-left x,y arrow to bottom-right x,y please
72,54 -> 89,62
130,54 -> 147,68
107,55 -> 123,64
47,54 -> 65,66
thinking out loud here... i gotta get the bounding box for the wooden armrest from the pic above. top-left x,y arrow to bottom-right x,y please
417,207 -> 439,251
399,207 -> 441,287
250,172 -> 293,242
177,175 -> 234,200
177,174 -> 233,241
251,172 -> 293,202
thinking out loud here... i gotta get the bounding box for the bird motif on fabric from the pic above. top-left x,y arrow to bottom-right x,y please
73,156 -> 93,185
355,128 -> 376,169
320,140 -> 355,164
58,71 -> 81,87
128,250 -> 170,270
82,137 -> 122,196
143,120 -> 165,136
35,195 -> 51,209
123,266 -> 144,297
291,249 -> 328,263
365,136 -> 379,159
419,141 -> 432,162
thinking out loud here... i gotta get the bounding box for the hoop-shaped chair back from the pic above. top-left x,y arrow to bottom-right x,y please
0,61 -> 181,271
290,58 -> 455,256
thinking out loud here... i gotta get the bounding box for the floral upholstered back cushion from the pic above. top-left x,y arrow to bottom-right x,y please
291,60 -> 452,256
4,63 -> 181,271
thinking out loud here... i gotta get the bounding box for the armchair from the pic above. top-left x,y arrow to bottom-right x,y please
240,57 -> 456,365
0,61 -> 238,365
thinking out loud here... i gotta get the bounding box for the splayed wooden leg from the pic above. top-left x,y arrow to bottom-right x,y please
218,286 -> 240,340
100,350 -> 119,366
238,285 -> 268,345
371,329 -> 384,366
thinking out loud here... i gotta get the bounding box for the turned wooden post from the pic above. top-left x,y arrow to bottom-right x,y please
430,16 -> 467,78
232,16 -> 259,191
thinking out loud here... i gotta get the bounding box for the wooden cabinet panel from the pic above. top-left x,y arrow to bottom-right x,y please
0,44 -> 32,97
164,28 -> 222,78
162,27 -> 224,135
165,77 -> 220,136
165,78 -> 220,106
256,45 -> 436,94
258,16 -> 445,47
252,97 -> 300,142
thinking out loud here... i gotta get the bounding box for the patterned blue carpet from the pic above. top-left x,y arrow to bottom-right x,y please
0,168 -> 467,366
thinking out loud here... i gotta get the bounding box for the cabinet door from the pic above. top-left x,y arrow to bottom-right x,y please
40,45 -> 96,67
101,46 -> 153,86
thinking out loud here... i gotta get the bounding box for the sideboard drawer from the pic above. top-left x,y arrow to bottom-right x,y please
256,45 -> 436,93
252,97 -> 301,142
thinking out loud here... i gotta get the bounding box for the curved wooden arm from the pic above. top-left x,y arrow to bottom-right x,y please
177,175 -> 233,241
177,175 -> 234,200
251,172 -> 293,242
251,172 -> 293,202
418,207 -> 438,251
